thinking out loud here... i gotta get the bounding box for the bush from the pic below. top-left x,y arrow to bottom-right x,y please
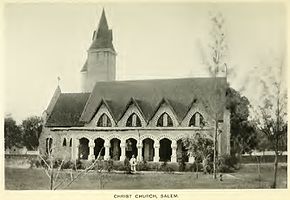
104,159 -> 114,172
137,161 -> 149,171
75,159 -> 85,170
123,158 -> 131,173
178,159 -> 186,172
62,160 -> 75,169
159,161 -> 176,172
218,154 -> 238,173
29,158 -> 41,168
189,162 -> 203,172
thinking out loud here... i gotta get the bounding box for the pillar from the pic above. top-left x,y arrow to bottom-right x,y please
153,140 -> 160,162
120,140 -> 126,161
137,141 -> 143,162
171,140 -> 177,162
88,139 -> 95,160
104,139 -> 110,160
72,138 -> 79,161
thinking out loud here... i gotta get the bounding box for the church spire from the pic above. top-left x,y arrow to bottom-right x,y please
89,8 -> 115,51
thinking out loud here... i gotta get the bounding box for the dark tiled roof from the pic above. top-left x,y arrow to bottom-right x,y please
45,93 -> 90,127
80,77 -> 227,123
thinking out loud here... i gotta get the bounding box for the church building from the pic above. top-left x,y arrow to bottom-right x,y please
39,9 -> 230,163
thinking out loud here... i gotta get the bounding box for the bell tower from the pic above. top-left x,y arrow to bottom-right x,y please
81,9 -> 116,92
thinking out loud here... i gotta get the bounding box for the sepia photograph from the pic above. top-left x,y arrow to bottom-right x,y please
2,1 -> 288,193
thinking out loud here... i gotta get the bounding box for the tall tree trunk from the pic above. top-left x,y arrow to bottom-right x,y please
213,120 -> 218,179
272,149 -> 279,188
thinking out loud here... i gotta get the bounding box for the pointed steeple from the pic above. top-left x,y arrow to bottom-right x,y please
89,8 -> 115,51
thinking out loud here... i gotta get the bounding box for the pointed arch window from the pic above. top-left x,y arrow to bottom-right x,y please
189,112 -> 205,127
157,112 -> 173,127
97,113 -> 112,127
69,138 -> 72,147
62,138 -> 67,147
126,113 -> 141,127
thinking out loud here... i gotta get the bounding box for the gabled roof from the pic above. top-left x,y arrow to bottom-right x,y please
45,93 -> 90,127
80,77 -> 227,123
90,98 -> 117,123
119,97 -> 147,123
150,97 -> 179,122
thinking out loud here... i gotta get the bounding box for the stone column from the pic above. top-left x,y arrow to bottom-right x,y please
137,141 -> 143,162
120,140 -> 126,161
72,138 -> 79,161
153,140 -> 160,162
88,139 -> 95,160
171,140 -> 177,163
104,139 -> 110,160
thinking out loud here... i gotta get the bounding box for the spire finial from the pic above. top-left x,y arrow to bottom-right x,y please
57,76 -> 61,87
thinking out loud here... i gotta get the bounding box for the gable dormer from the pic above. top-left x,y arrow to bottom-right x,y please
117,98 -> 146,127
149,98 -> 179,127
86,99 -> 116,127
181,98 -> 211,127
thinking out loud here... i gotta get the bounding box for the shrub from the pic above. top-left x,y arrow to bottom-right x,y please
123,158 -> 131,173
159,161 -> 176,172
29,158 -> 41,168
75,159 -> 85,170
189,162 -> 203,172
62,160 -> 75,169
178,159 -> 186,172
137,161 -> 149,171
104,159 -> 114,172
218,154 -> 238,173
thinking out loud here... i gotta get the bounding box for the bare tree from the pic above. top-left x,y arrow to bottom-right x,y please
199,11 -> 228,179
250,55 -> 287,188
39,141 -> 106,190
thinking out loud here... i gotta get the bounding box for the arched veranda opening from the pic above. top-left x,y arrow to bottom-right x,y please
142,138 -> 154,161
79,138 -> 89,160
159,138 -> 172,162
126,138 -> 137,159
94,138 -> 105,159
110,138 -> 121,161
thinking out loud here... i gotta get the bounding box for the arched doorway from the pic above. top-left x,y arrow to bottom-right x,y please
79,138 -> 89,160
110,138 -> 121,160
177,139 -> 189,162
142,138 -> 154,161
159,138 -> 172,162
126,138 -> 137,159
94,138 -> 105,159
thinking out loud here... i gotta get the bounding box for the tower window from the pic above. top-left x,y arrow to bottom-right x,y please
126,113 -> 141,127
62,138 -> 67,147
157,113 -> 173,127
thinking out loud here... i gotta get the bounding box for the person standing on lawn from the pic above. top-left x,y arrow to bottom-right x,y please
130,154 -> 137,173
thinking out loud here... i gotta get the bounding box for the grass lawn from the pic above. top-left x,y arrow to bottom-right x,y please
5,164 -> 287,190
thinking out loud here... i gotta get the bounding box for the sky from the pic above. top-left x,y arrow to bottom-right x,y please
3,2 -> 286,123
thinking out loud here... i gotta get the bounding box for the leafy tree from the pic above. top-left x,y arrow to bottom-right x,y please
183,133 -> 213,177
4,117 -> 23,149
226,87 -> 258,157
22,116 -> 43,150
